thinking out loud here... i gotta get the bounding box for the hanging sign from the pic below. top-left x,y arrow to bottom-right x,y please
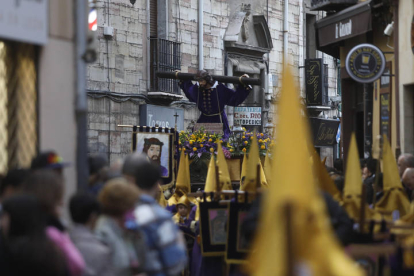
305,59 -> 323,105
345,43 -> 386,83
309,118 -> 340,147
380,93 -> 390,140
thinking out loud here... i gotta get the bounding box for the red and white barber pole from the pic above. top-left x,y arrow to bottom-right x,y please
88,9 -> 97,31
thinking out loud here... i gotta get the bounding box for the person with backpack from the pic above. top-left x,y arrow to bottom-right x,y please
96,177 -> 146,276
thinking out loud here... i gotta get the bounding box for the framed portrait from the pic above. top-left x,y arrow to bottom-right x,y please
225,199 -> 252,264
132,126 -> 175,185
199,200 -> 229,256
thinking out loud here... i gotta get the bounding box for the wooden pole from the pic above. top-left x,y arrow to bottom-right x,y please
188,190 -> 258,198
359,184 -> 367,233
156,71 -> 261,86
284,202 -> 295,276
256,163 -> 261,189
215,165 -> 221,201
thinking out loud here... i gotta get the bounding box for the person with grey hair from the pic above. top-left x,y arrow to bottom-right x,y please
402,168 -> 414,201
121,153 -> 149,185
398,153 -> 414,178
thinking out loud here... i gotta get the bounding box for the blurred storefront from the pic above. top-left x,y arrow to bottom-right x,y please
314,0 -> 399,162
0,0 -> 85,204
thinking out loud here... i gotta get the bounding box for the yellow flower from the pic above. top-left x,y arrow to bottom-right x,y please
193,147 -> 197,151
210,148 -> 214,153
244,141 -> 248,145
260,133 -> 264,137
191,134 -> 196,139
250,136 -> 253,140
242,148 -> 247,152
220,140 -> 223,143
259,139 -> 263,143
179,141 -> 182,145
200,144 -> 204,148
209,138 -> 212,142
182,148 -> 185,152
242,136 -> 245,139
230,149 -> 234,152
261,145 -> 266,150
180,130 -> 184,133
189,140 -> 194,145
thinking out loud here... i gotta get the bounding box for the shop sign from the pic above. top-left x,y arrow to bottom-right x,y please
0,0 -> 48,45
305,59 -> 323,105
316,2 -> 371,48
345,43 -> 386,83
310,118 -> 340,147
234,107 -> 261,126
139,104 -> 184,130
380,93 -> 390,140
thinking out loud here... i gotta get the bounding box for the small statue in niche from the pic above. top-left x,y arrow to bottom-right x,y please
241,4 -> 251,42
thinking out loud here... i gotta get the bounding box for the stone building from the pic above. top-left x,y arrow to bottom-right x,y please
87,0 -> 341,165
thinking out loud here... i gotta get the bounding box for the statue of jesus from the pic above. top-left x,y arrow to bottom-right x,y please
178,70 -> 251,137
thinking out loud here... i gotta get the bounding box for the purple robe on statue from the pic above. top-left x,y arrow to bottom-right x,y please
180,81 -> 252,138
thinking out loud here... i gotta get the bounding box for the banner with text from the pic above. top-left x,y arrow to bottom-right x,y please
234,107 -> 261,126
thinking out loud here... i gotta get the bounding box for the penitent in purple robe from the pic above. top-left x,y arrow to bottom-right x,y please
180,81 -> 252,138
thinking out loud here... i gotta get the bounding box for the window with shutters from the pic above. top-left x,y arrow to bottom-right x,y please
149,0 -> 181,94
0,41 -> 38,174
150,0 -> 158,38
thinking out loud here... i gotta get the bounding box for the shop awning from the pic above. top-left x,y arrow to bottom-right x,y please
315,0 -> 372,58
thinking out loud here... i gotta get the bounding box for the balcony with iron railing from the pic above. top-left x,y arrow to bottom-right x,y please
150,38 -> 181,95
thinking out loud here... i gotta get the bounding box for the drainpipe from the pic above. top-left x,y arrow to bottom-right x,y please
393,0 -> 400,150
146,0 -> 150,91
198,0 -> 203,70
75,0 -> 89,191
283,0 -> 289,65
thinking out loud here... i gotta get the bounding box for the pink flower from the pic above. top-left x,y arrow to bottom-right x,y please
222,147 -> 231,159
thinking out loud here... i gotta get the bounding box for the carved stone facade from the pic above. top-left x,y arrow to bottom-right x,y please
87,0 -> 340,164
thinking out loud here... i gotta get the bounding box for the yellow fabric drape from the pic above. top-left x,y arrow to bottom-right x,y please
341,134 -> 381,225
168,150 -> 195,206
311,150 -> 341,202
375,135 -> 410,219
216,141 -> 232,191
175,149 -> 190,194
156,184 -> 168,207
242,133 -> 267,193
246,67 -> 363,276
263,153 -> 272,183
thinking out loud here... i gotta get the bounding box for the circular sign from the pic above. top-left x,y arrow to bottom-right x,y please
345,43 -> 386,83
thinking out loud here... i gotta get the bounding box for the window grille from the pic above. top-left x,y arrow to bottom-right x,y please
150,38 -> 181,94
0,41 -> 38,174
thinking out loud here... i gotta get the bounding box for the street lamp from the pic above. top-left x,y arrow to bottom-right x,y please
264,118 -> 274,137
232,123 -> 244,152
187,120 -> 195,132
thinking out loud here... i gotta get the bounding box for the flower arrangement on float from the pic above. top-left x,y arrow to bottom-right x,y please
178,129 -> 229,158
178,127 -> 274,159
227,128 -> 274,157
